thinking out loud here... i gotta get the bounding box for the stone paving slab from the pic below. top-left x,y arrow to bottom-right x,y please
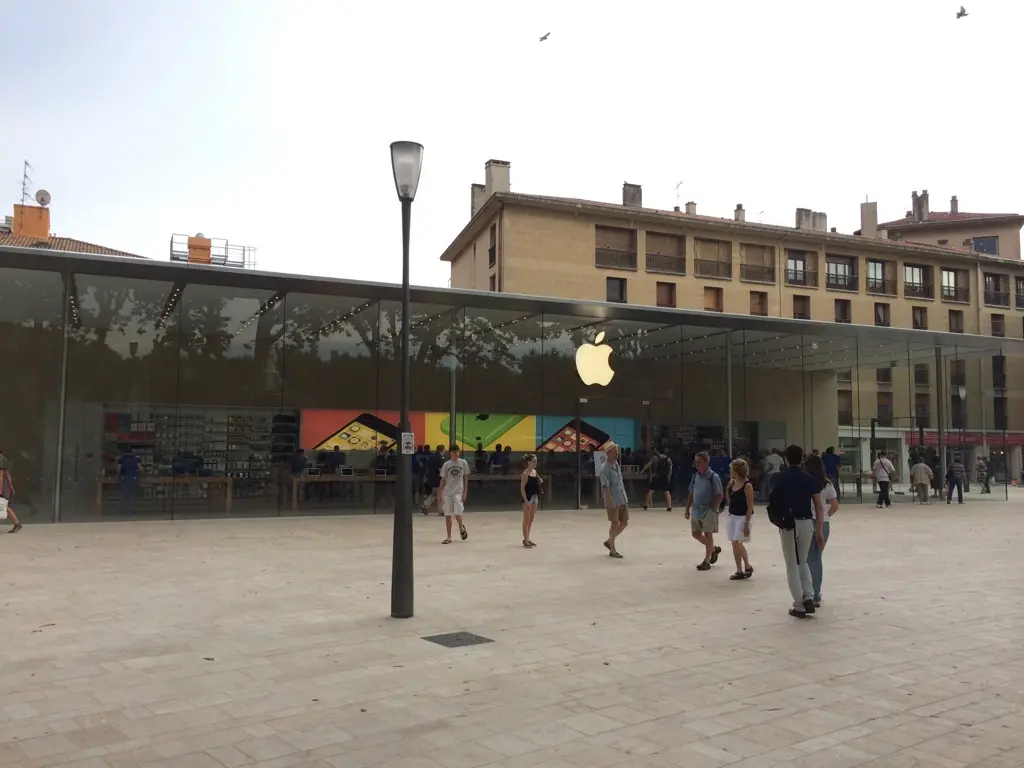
2,502 -> 1024,768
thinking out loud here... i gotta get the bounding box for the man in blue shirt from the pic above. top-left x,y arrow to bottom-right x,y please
117,447 -> 141,516
769,445 -> 825,618
822,447 -> 842,499
685,451 -> 724,571
599,444 -> 629,559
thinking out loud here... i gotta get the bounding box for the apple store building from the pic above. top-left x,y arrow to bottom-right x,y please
1,245 -> 1019,522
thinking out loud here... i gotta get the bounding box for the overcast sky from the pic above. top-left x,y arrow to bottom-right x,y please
2,0 -> 1021,288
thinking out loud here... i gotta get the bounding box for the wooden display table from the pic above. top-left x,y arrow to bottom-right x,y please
95,476 -> 233,515
291,474 -> 395,510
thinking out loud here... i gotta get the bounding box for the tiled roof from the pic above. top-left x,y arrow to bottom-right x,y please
0,232 -> 143,258
879,211 -> 1022,229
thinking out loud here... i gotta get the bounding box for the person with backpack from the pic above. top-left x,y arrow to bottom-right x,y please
767,445 -> 824,619
641,447 -> 673,511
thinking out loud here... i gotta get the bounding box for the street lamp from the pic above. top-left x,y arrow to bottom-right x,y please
389,141 -> 423,619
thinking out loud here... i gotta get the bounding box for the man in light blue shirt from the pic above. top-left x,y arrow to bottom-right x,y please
685,451 -> 724,571
599,443 -> 628,559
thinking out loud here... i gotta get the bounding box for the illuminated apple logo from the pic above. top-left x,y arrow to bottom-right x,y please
575,331 -> 615,386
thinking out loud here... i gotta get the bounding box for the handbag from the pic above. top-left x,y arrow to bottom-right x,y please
0,498 -> 8,521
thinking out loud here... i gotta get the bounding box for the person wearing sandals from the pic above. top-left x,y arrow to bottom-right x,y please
520,453 -> 542,548
437,446 -> 469,544
804,453 -> 838,608
599,443 -> 628,559
685,451 -> 724,571
725,458 -> 754,580
0,450 -> 23,533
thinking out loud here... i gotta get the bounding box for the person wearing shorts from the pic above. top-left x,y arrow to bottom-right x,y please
519,452 -> 542,548
725,458 -> 754,580
685,451 -> 724,571
599,443 -> 628,559
642,448 -> 673,511
0,450 -> 22,533
437,446 -> 469,544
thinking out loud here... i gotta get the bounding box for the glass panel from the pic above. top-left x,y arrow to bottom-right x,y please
0,266 -> 65,524
61,273 -> 182,520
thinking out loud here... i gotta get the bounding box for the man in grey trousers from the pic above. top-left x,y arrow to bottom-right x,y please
768,445 -> 824,619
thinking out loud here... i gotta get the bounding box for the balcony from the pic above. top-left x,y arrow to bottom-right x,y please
904,282 -> 935,299
695,259 -> 732,279
984,290 -> 1010,307
838,409 -> 853,426
877,410 -> 894,427
785,269 -> 818,287
488,245 -> 496,268
867,277 -> 897,296
837,370 -> 852,383
1016,294 -> 1024,309
826,273 -> 858,291
595,247 -> 637,270
645,253 -> 686,276
941,285 -> 970,303
914,412 -> 931,429
740,264 -> 776,283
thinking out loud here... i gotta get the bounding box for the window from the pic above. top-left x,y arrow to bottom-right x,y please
951,392 -> 966,429
904,264 -> 934,298
949,309 -> 964,333
488,224 -> 497,267
874,302 -> 890,327
994,396 -> 1008,430
951,359 -> 966,387
646,233 -> 685,275
914,364 -> 929,386
838,390 -> 853,426
793,295 -> 811,320
488,274 -> 496,292
595,226 -> 638,269
941,268 -> 969,302
825,256 -> 856,290
1017,277 -> 1024,310
984,273 -> 1010,306
656,281 -> 676,308
739,244 -> 775,283
992,313 -> 1005,337
877,391 -> 894,426
867,260 -> 894,294
704,286 -> 724,312
912,306 -> 928,330
914,393 -> 930,428
785,250 -> 817,287
749,291 -> 768,316
938,239 -> 949,246
694,239 -> 732,278
834,298 -> 851,323
993,355 -> 1006,389
837,368 -> 852,383
606,277 -> 627,303
973,235 -> 999,255
876,367 -> 893,384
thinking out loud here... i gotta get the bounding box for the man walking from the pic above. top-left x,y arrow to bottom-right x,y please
873,450 -> 897,508
437,446 -> 470,544
768,445 -> 824,618
685,451 -> 724,571
599,444 -> 629,558
947,454 -> 966,504
822,446 -> 842,499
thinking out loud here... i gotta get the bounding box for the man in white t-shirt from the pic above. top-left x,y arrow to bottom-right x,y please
873,450 -> 897,508
437,446 -> 470,544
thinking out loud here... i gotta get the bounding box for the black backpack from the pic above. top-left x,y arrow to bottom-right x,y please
766,478 -> 795,531
655,455 -> 670,478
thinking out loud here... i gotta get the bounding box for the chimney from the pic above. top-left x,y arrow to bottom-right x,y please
950,195 -> 959,214
812,211 -> 828,232
187,234 -> 212,264
860,201 -> 878,238
484,159 -> 510,198
470,183 -> 486,217
830,227 -> 837,233
622,182 -> 642,208
684,201 -> 697,215
734,204 -> 745,222
920,189 -> 930,221
673,206 -> 681,212
795,207 -> 813,230
12,203 -> 50,240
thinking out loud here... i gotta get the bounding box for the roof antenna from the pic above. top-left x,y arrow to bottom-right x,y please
674,181 -> 683,208
19,160 -> 33,204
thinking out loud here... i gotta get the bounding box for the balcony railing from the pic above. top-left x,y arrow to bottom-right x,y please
740,264 -> 776,283
984,290 -> 1010,307
914,371 -> 930,386
914,412 -> 931,429
837,371 -> 852,383
877,411 -> 894,427
488,245 -> 496,268
904,282 -> 935,299
645,253 -> 686,276
838,409 -> 853,426
867,277 -> 897,296
826,273 -> 857,291
785,269 -> 818,287
942,285 -> 970,302
695,259 -> 732,279
834,315 -> 851,324
1016,294 -> 1024,309
595,247 -> 637,270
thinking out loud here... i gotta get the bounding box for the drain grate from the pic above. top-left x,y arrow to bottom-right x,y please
422,631 -> 494,648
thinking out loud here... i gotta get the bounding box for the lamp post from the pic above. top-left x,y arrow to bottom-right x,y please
389,141 -> 424,619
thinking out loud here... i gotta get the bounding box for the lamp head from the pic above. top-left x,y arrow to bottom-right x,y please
390,141 -> 424,202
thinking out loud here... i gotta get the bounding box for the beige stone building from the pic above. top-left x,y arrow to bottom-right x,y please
442,161 -> 1024,479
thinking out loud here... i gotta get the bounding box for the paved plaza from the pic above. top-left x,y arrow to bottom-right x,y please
3,500 -> 1024,768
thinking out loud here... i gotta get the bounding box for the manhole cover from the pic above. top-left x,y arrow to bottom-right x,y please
422,631 -> 494,648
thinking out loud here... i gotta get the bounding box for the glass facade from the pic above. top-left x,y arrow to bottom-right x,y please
1,248 -> 1019,523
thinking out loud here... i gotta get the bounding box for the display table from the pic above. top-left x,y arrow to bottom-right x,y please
95,476 -> 233,515
291,473 -> 551,510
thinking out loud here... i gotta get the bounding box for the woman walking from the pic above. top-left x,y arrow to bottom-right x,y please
804,454 -> 838,607
0,450 -> 23,533
725,458 -> 754,580
520,453 -> 542,548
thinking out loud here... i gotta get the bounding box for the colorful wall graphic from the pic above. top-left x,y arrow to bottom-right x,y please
300,410 -> 637,453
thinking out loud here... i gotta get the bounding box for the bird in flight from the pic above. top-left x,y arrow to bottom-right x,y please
539,32 -> 550,41
956,5 -> 968,18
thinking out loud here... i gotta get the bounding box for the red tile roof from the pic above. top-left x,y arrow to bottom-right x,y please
0,232 -> 143,258
879,211 -> 1022,229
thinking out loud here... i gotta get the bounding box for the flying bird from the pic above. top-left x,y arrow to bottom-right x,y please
539,32 -> 550,41
956,5 -> 968,18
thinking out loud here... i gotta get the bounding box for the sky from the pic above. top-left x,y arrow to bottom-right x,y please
2,0 -> 1022,289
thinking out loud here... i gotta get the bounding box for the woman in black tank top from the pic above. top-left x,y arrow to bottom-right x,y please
520,453 -> 543,548
725,458 -> 754,580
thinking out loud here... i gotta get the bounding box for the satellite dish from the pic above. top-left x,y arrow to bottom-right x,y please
195,232 -> 205,238
35,189 -> 51,207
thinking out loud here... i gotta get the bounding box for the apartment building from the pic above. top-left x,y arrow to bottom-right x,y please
442,161 -> 1024,479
